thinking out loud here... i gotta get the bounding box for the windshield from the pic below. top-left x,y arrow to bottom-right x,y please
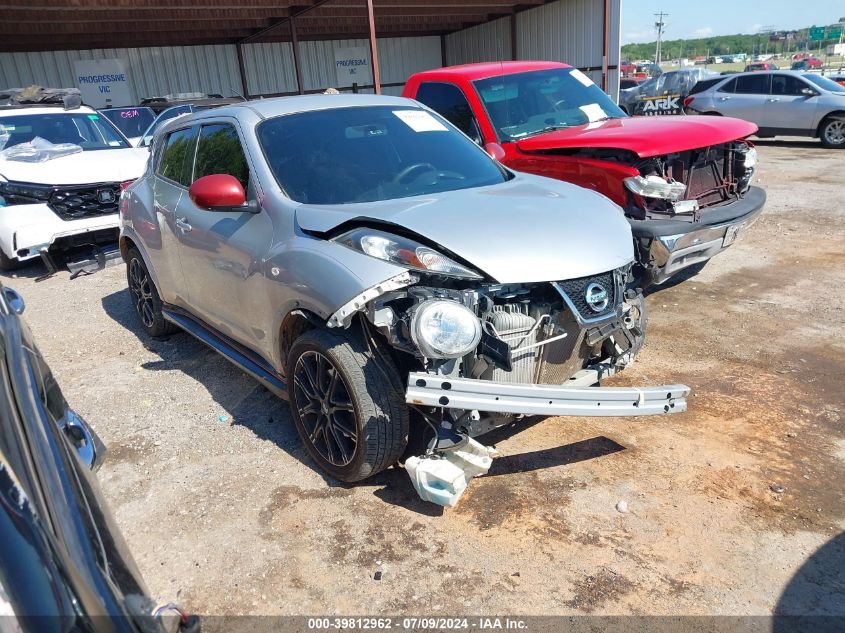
0,112 -> 130,150
803,74 -> 845,94
99,107 -> 155,139
472,68 -> 626,141
257,106 -> 508,205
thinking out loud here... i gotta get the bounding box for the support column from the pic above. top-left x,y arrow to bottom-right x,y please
236,42 -> 250,98
366,0 -> 381,94
510,13 -> 517,60
290,16 -> 304,95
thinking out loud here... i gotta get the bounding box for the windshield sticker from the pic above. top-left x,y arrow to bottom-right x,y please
570,69 -> 595,87
579,103 -> 607,123
87,114 -> 100,120
393,110 -> 448,133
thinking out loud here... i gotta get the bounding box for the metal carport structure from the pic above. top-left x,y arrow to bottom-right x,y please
0,0 -> 620,101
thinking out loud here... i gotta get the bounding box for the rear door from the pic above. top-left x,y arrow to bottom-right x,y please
172,119 -> 274,349
148,125 -> 197,305
713,74 -> 769,123
759,73 -> 819,134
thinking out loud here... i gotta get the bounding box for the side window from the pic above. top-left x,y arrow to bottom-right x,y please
734,74 -> 769,94
157,127 -> 198,187
414,82 -> 479,141
194,123 -> 250,191
771,75 -> 806,96
718,78 -> 736,94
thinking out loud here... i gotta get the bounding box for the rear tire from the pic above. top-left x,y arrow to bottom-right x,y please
126,247 -> 178,338
286,327 -> 409,482
819,117 -> 845,149
0,249 -> 20,272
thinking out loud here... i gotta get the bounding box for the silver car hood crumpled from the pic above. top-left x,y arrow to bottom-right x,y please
294,174 -> 634,284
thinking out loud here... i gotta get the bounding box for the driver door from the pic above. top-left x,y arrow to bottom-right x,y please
173,119 -> 274,349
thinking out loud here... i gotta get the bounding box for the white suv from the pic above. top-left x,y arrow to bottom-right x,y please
0,91 -> 149,270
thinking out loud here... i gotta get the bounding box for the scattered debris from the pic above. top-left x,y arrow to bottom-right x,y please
405,437 -> 498,507
217,415 -> 229,424
786,432 -> 797,438
373,571 -> 382,581
616,500 -> 630,514
770,483 -> 786,494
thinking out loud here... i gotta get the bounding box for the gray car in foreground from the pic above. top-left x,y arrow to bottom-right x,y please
686,71 -> 845,148
119,94 -> 688,496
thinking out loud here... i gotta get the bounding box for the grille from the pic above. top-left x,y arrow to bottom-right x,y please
48,184 -> 120,221
555,271 -> 616,320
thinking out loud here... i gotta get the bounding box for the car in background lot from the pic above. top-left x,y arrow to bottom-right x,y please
99,106 -> 156,146
403,61 -> 767,286
745,62 -> 778,72
139,92 -> 244,114
791,57 -> 823,70
686,71 -> 845,148
618,67 -> 720,116
620,60 -> 636,75
120,94 -> 688,487
0,283 -> 196,632
0,88 -> 148,271
137,100 -> 241,148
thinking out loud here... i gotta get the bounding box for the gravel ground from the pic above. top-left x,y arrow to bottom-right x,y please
3,138 -> 843,617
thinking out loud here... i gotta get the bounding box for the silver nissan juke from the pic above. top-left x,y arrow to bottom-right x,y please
119,94 -> 689,486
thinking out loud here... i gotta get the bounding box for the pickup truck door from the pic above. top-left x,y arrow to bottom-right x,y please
713,74 -> 769,124
758,73 -> 819,133
411,81 -> 484,144
171,119 -> 274,350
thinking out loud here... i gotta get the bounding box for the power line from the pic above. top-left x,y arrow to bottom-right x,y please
654,12 -> 667,64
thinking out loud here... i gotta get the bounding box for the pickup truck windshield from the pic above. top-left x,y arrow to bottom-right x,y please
473,68 -> 626,141
0,113 -> 130,150
257,106 -> 508,205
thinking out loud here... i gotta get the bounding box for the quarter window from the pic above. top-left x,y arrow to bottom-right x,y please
157,127 -> 197,187
718,78 -> 736,93
194,123 -> 250,190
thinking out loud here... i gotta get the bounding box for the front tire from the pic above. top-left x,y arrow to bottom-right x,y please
126,247 -> 178,338
286,328 -> 409,482
819,117 -> 845,149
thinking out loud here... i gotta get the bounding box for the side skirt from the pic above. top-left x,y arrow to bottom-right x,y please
162,306 -> 288,399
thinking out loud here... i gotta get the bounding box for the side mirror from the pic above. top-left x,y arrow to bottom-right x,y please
188,174 -> 257,213
800,88 -> 817,97
484,142 -> 506,161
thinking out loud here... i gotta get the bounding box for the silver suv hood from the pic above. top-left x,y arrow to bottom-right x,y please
295,174 -> 634,284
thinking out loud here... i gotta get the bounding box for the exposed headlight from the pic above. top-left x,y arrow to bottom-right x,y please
334,228 -> 482,279
0,181 -> 51,205
623,175 -> 686,201
742,146 -> 757,170
410,299 -> 482,359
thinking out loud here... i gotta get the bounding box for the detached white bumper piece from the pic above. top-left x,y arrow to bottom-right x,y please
405,438 -> 498,507
405,372 -> 689,417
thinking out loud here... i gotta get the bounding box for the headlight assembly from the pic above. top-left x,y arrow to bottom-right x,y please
334,228 -> 482,279
623,174 -> 687,202
410,299 -> 482,359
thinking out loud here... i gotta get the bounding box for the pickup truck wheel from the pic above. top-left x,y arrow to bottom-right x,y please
126,247 -> 178,338
820,117 -> 845,149
287,328 -> 409,482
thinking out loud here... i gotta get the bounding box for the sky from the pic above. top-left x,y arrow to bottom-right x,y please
621,0 -> 843,44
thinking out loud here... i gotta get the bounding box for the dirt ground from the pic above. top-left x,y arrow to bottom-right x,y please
4,138 -> 844,617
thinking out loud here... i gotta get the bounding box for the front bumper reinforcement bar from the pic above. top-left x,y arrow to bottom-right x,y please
406,373 -> 690,417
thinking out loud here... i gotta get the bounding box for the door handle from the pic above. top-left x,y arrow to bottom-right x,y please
767,98 -> 779,102
175,217 -> 192,232
718,96 -> 731,101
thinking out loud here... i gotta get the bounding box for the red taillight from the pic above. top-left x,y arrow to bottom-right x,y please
119,179 -> 136,191
683,96 -> 695,107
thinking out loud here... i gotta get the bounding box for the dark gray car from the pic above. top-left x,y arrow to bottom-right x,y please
119,94 -> 688,489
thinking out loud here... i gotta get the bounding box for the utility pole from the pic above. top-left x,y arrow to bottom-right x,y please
654,12 -> 667,65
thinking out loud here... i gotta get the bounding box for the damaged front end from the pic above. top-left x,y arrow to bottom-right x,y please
327,228 -> 689,505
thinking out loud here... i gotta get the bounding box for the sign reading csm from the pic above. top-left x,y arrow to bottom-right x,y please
73,59 -> 133,108
334,47 -> 372,88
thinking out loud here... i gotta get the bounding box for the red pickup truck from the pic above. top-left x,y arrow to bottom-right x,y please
403,61 -> 766,286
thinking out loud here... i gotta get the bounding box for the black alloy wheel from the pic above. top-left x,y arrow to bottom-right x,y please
292,351 -> 358,467
128,258 -> 154,329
